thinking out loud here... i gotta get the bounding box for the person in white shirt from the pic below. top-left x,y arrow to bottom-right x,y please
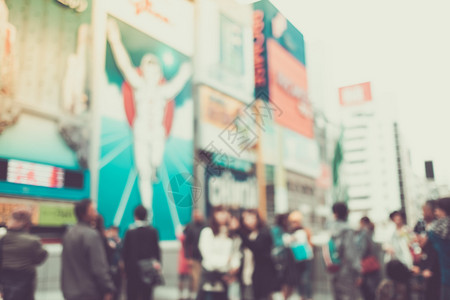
197,206 -> 241,300
384,211 -> 413,269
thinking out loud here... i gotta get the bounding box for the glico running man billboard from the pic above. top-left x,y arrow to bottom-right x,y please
98,0 -> 194,240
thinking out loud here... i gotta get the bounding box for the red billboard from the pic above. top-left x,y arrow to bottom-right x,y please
267,39 -> 314,138
339,82 -> 372,106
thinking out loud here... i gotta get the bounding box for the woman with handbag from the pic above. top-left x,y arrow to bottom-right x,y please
239,209 -> 275,300
283,211 -> 314,300
358,217 -> 381,300
197,206 -> 241,300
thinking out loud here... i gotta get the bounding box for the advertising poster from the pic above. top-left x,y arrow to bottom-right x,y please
98,2 -> 194,240
253,0 -> 313,139
196,0 -> 254,103
198,85 -> 256,164
0,0 -> 91,200
0,196 -> 76,227
204,158 -> 258,213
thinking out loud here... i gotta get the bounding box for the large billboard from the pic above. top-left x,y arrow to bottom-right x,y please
197,85 -> 256,163
97,0 -> 194,240
203,155 -> 258,213
0,0 -> 91,200
195,0 -> 254,103
253,0 -> 313,138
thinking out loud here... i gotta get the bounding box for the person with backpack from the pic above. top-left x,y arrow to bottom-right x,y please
122,205 -> 162,300
326,202 -> 362,300
283,211 -> 314,300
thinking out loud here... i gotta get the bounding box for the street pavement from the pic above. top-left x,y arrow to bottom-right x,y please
36,286 -> 333,300
153,287 -> 333,300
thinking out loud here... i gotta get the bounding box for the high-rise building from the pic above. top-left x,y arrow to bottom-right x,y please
338,83 -> 406,225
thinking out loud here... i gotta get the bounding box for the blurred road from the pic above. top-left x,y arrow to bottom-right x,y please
36,287 -> 333,300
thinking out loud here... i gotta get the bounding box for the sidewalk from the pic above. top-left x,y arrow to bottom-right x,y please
36,286 -> 333,300
154,286 -> 333,300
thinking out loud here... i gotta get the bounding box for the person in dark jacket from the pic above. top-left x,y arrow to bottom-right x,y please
412,200 -> 440,300
93,215 -> 122,300
376,260 -> 410,300
106,226 -> 123,300
122,205 -> 161,300
329,202 -> 362,300
358,217 -> 381,300
427,197 -> 450,300
183,209 -> 206,298
61,199 -> 115,300
271,213 -> 294,299
239,209 -> 275,300
0,208 -> 48,300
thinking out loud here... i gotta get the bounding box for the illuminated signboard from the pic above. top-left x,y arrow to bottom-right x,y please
0,159 -> 84,190
7,159 -> 64,188
339,82 -> 372,106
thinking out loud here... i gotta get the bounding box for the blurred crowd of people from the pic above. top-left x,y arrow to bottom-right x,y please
177,206 -> 315,300
0,197 -> 450,300
378,198 -> 450,300
0,200 -> 162,300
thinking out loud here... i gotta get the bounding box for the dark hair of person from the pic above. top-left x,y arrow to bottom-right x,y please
425,199 -> 437,211
275,213 -> 290,232
209,205 -> 228,236
240,209 -> 265,235
437,197 -> 450,216
389,210 -> 406,222
332,202 -> 348,221
75,199 -> 92,222
386,260 -> 411,283
134,205 -> 148,221
360,216 -> 375,232
94,215 -> 106,237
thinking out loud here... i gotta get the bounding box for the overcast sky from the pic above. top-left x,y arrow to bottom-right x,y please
273,0 -> 450,185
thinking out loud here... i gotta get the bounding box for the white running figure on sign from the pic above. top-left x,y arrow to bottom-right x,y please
107,19 -> 192,220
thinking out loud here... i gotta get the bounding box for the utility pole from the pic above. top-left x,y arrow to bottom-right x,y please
254,99 -> 267,220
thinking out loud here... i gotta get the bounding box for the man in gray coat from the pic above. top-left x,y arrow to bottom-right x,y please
329,202 -> 363,300
61,199 -> 115,300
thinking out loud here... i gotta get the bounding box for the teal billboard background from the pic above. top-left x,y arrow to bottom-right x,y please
98,18 -> 194,240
